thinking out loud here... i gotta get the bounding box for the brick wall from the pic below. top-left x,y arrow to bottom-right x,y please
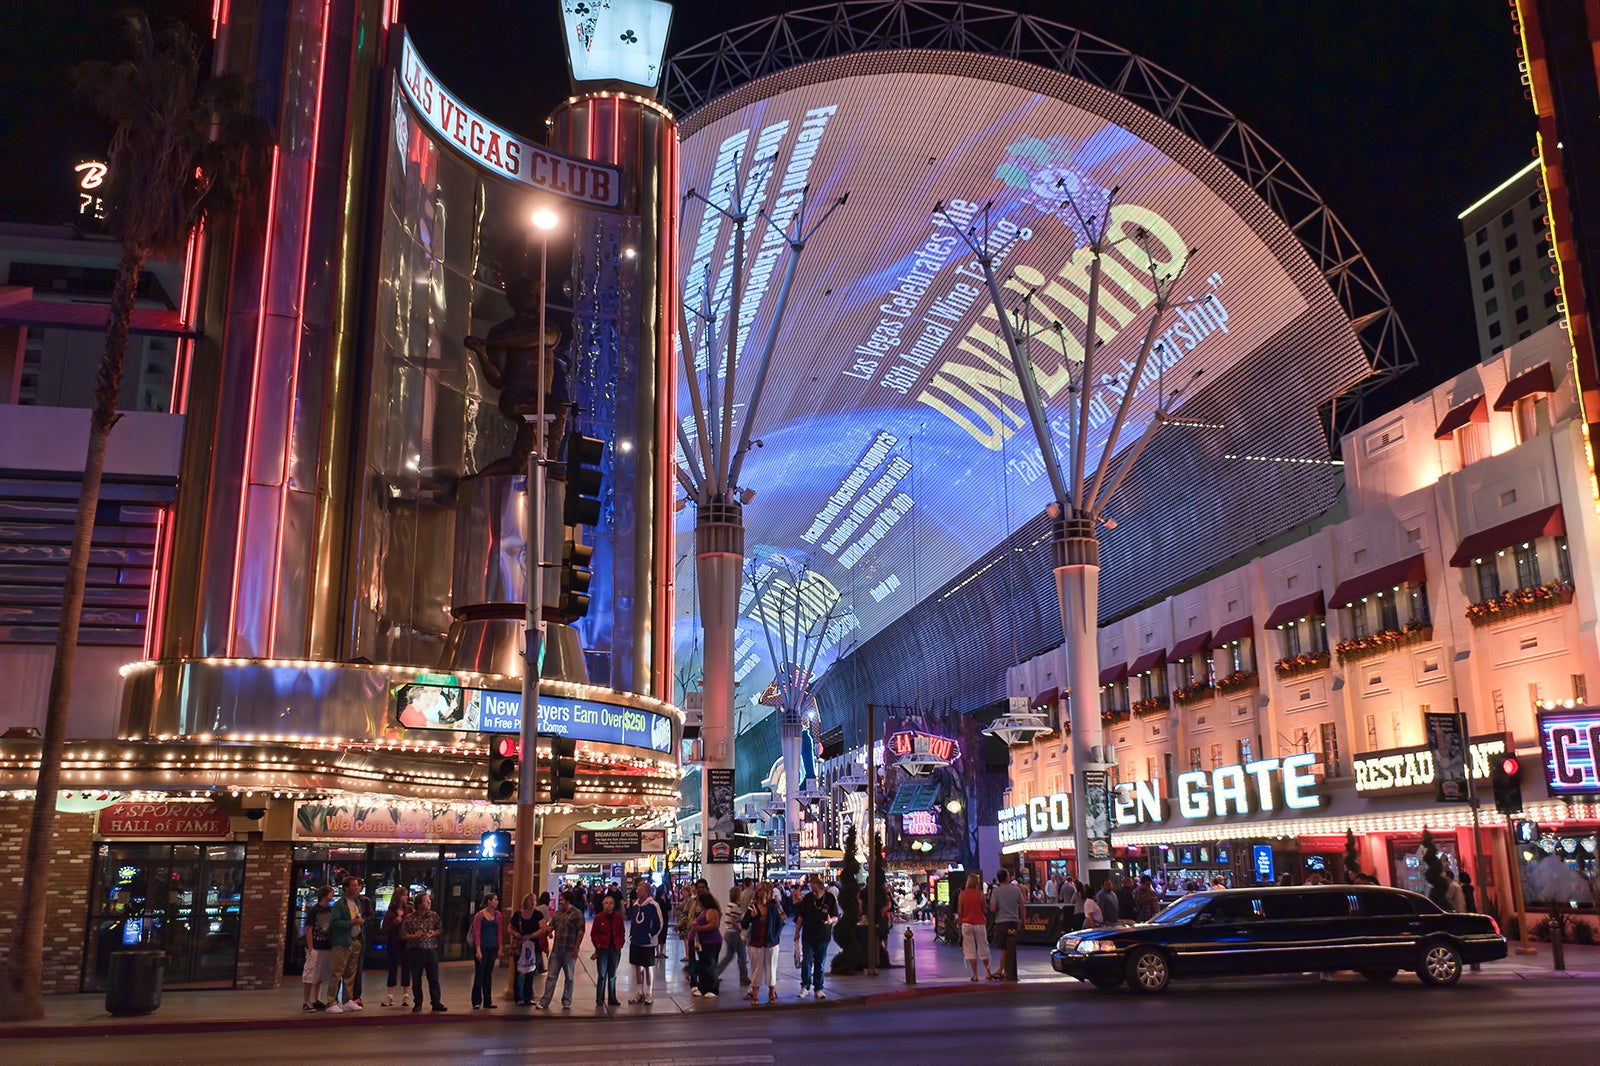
236,836 -> 291,989
0,800 -> 97,993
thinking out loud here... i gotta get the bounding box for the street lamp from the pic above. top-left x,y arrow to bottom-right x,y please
515,201 -> 561,923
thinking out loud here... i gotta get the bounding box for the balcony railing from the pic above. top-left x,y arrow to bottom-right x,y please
1173,679 -> 1213,706
1465,580 -> 1574,627
1274,651 -> 1331,680
1215,670 -> 1259,695
1334,621 -> 1432,665
1132,695 -> 1171,718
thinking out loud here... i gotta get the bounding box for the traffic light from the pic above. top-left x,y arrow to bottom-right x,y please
487,736 -> 520,804
564,433 -> 605,527
558,535 -> 594,620
1491,753 -> 1524,815
549,734 -> 578,802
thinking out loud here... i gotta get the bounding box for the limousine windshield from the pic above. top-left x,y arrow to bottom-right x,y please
1148,894 -> 1210,925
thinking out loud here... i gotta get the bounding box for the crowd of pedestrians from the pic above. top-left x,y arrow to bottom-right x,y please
295,874 -> 859,1015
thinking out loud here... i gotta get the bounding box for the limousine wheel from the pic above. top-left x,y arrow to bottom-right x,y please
1127,948 -> 1171,994
1417,941 -> 1463,987
1360,968 -> 1399,983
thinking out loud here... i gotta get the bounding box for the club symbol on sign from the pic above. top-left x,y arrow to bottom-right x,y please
620,29 -> 637,43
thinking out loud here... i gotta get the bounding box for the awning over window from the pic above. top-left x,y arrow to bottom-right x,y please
1129,649 -> 1167,675
1211,616 -> 1255,645
1331,554 -> 1428,608
1098,662 -> 1128,686
1494,362 -> 1555,411
1434,396 -> 1488,439
1264,591 -> 1325,629
1449,505 -> 1566,567
1031,687 -> 1060,710
1168,631 -> 1212,661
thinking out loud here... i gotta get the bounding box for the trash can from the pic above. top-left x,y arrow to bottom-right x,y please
105,949 -> 167,1016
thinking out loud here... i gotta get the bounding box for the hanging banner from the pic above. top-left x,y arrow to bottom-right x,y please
1424,711 -> 1471,803
706,768 -> 736,863
786,831 -> 802,869
1082,769 -> 1112,862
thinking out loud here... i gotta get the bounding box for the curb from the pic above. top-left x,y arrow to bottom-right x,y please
0,981 -> 1005,1041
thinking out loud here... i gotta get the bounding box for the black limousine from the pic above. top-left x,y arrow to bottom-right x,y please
1051,885 -> 1507,993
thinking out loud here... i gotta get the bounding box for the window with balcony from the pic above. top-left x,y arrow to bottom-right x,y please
1514,543 -> 1541,590
1227,639 -> 1255,675
1283,624 -> 1302,658
1557,536 -> 1573,583
1378,592 -> 1400,632
1514,395 -> 1550,443
1347,603 -> 1370,640
1409,582 -> 1431,625
1476,559 -> 1501,601
1320,721 -> 1343,777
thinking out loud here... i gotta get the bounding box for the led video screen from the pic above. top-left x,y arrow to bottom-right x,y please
675,58 -> 1370,708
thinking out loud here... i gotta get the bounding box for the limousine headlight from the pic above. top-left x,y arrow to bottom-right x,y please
1076,939 -> 1119,953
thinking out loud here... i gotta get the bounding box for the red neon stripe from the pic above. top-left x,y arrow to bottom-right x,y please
227,145 -> 279,655
268,1 -> 331,656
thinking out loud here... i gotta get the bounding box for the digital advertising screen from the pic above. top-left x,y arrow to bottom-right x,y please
394,680 -> 675,753
674,54 -> 1370,719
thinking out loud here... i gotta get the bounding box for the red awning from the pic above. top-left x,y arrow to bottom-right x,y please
1098,662 -> 1128,686
1129,649 -> 1168,674
1449,505 -> 1566,567
1331,554 -> 1428,608
1264,591 -> 1325,629
1494,363 -> 1555,411
1168,631 -> 1212,661
1212,616 -> 1255,645
0,298 -> 196,338
1434,396 -> 1488,439
1031,687 -> 1060,710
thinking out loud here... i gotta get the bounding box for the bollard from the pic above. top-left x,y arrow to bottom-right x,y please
1550,912 -> 1566,972
904,926 -> 916,984
1004,925 -> 1019,983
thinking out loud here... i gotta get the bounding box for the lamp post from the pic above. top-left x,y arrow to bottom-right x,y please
515,204 -> 560,918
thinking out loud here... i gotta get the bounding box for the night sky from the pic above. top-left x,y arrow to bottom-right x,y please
0,1 -> 1531,395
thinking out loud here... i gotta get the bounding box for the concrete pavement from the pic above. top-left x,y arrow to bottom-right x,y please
0,922 -> 1592,1039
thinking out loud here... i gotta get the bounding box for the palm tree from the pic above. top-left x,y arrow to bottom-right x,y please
0,11 -> 266,1021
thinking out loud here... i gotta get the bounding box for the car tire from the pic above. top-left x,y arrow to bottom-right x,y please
1417,941 -> 1463,987
1087,973 -> 1124,991
1359,968 -> 1399,983
1126,949 -> 1170,994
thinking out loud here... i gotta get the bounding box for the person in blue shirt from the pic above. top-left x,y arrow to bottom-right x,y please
626,880 -> 664,1004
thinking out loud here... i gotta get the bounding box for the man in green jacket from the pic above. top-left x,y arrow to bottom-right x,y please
327,876 -> 367,1013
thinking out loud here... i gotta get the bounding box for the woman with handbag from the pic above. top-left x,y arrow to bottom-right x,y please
508,893 -> 542,1006
740,882 -> 784,1005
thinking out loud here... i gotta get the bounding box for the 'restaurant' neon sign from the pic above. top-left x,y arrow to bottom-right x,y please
397,32 -> 620,208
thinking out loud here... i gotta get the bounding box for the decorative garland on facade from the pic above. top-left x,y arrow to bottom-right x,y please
1465,580 -> 1574,627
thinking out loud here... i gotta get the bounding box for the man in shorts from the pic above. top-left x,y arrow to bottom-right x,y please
627,880 -> 664,1003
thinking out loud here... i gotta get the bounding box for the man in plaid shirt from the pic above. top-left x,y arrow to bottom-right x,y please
536,890 -> 586,1010
401,891 -> 447,1013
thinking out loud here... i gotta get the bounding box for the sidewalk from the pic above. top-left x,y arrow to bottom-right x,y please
0,923 -> 1056,1039
2,925 -> 1593,1039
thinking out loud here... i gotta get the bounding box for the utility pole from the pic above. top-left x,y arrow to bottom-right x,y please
866,702 -> 878,976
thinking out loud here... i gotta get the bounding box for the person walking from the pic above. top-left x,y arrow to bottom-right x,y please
794,874 -> 840,1000
469,891 -> 502,1010
402,890 -> 447,1013
326,876 -> 367,1013
741,881 -> 783,1004
508,893 -> 541,1005
1059,877 -> 1081,931
590,893 -> 625,1007
957,872 -> 993,981
627,879 -> 664,1004
1132,876 -> 1160,923
717,882 -> 751,989
689,890 -> 723,998
1094,877 -> 1121,925
301,885 -> 334,1011
535,891 -> 552,974
379,890 -> 410,1007
988,868 -> 1024,980
679,879 -> 706,972
537,890 -> 586,1010
1459,870 -> 1478,913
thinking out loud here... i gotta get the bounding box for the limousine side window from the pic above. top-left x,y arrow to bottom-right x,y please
1260,892 -> 1352,920
1355,891 -> 1416,917
1207,896 -> 1263,923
